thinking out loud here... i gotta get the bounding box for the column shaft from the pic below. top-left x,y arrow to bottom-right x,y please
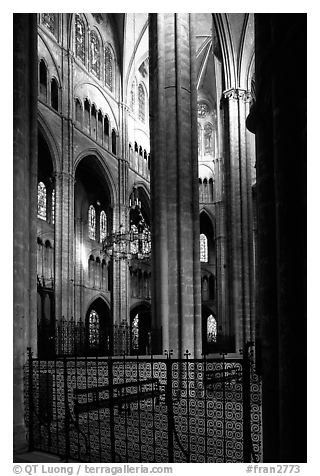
149,13 -> 201,357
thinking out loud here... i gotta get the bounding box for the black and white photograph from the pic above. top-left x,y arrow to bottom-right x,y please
11,7 -> 308,470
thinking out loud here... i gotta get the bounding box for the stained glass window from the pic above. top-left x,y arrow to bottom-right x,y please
132,314 -> 139,350
51,188 -> 55,225
130,225 -> 139,254
37,182 -> 47,220
75,15 -> 85,64
200,233 -> 208,262
105,46 -> 113,90
207,314 -> 217,343
88,205 -> 96,240
88,310 -> 100,347
90,31 -> 101,79
100,210 -> 107,243
41,14 -> 57,37
138,84 -> 145,123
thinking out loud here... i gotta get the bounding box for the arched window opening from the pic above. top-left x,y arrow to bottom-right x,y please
105,46 -> 113,90
41,13 -> 58,39
207,314 -> 217,343
104,116 -> 109,138
84,99 -> 90,132
90,31 -> 100,79
75,98 -> 82,126
138,84 -> 145,123
37,182 -> 47,220
139,146 -> 143,156
112,129 -> 117,155
88,309 -> 100,348
91,104 -> 97,139
98,110 -> 103,142
51,78 -> 59,111
132,314 -> 139,351
134,142 -> 138,153
100,210 -> 107,243
39,60 -> 47,101
200,233 -> 208,262
75,14 -> 85,64
88,205 -> 96,240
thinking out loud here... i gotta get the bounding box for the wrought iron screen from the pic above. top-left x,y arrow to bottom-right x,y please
25,348 -> 262,463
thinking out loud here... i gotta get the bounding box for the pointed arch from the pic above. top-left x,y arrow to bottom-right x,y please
74,149 -> 118,208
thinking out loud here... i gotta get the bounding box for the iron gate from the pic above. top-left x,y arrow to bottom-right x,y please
25,346 -> 262,463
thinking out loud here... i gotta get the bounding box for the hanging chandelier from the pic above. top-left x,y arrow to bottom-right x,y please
102,197 -> 151,261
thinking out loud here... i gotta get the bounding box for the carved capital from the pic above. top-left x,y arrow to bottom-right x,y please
223,88 -> 252,103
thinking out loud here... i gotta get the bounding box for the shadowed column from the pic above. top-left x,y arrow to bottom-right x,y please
13,13 -> 38,453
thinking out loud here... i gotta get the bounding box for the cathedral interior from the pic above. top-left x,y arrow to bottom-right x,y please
13,13 -> 306,464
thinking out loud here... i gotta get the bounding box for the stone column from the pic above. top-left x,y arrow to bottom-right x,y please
247,13 -> 306,463
56,171 -> 75,320
222,88 -> 255,352
113,103 -> 130,328
149,13 -> 201,358
13,13 -> 38,453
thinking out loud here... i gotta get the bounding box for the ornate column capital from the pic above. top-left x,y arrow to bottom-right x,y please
223,88 -> 252,103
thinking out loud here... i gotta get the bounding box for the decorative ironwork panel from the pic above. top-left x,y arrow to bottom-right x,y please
25,354 -> 262,463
